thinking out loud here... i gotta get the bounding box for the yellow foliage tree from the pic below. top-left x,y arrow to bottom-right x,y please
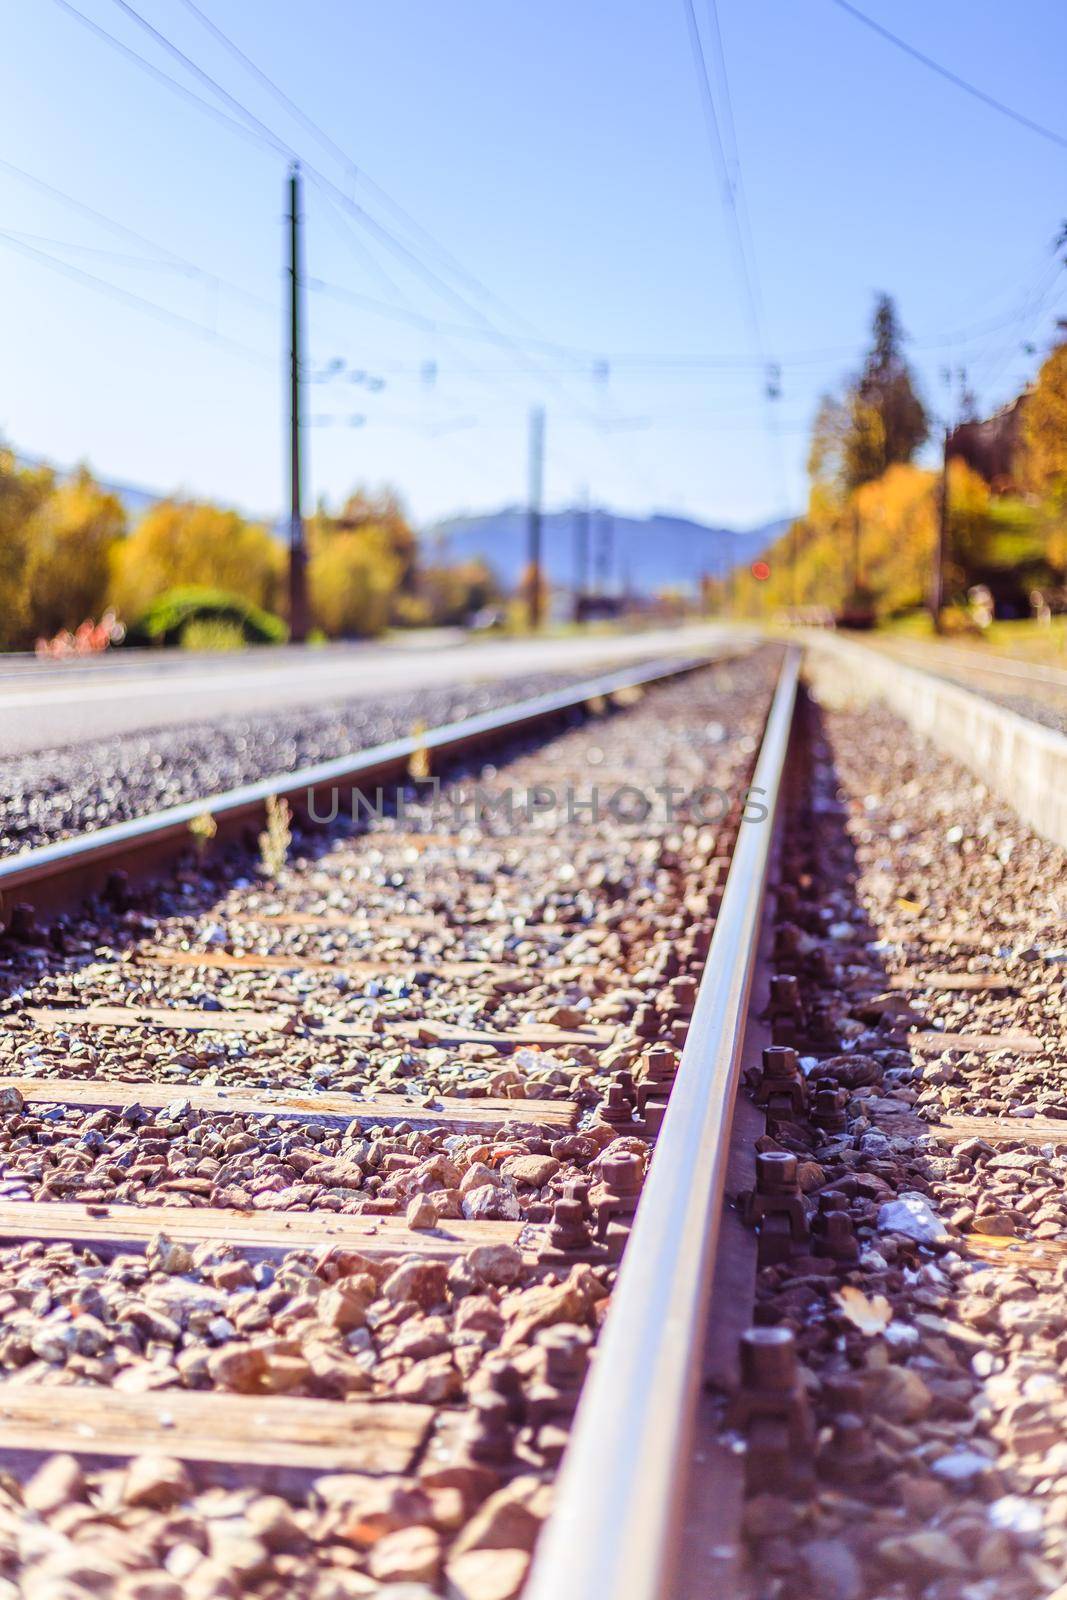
110,499 -> 284,622
23,466 -> 126,638
307,521 -> 402,637
1021,344 -> 1067,494
733,462 -> 939,619
0,448 -> 53,647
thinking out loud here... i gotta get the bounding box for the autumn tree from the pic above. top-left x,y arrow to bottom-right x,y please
846,294 -> 929,486
326,485 -> 418,602
0,451 -> 126,648
416,558 -> 499,625
307,521 -> 402,636
23,466 -> 126,638
810,296 -> 929,498
1021,343 -> 1067,494
110,499 -> 284,622
0,448 -> 53,646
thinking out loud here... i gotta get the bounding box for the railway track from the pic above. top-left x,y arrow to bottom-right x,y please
2,641 -> 1061,1600
0,644 -> 783,1599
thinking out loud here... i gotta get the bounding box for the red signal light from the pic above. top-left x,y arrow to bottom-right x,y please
751,559 -> 771,582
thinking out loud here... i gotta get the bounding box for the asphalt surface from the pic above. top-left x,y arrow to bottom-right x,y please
0,625 -> 740,759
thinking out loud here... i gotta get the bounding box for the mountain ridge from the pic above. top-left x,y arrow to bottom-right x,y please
423,507 -> 791,593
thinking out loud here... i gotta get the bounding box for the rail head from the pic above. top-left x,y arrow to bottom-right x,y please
0,647 -> 750,922
524,646 -> 800,1600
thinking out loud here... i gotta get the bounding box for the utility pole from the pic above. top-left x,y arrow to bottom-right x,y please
526,406 -> 545,629
596,510 -> 613,594
287,163 -> 309,644
572,489 -> 590,623
930,424 -> 950,630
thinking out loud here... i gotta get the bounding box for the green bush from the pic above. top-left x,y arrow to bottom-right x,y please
180,617 -> 248,652
124,587 -> 288,648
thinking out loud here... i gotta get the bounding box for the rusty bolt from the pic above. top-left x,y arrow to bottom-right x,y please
754,1045 -> 807,1116
636,1045 -> 678,1116
465,1392 -> 514,1465
600,1152 -> 644,1199
768,973 -> 801,1018
562,1177 -> 592,1216
537,1324 -> 591,1391
667,975 -> 698,1018
593,1151 -> 644,1239
598,1082 -> 636,1127
812,1195 -> 859,1263
642,1097 -> 669,1136
483,1357 -> 526,1423
761,1044 -> 800,1081
748,1151 -> 809,1263
732,1327 -> 813,1493
818,1412 -> 877,1482
809,947 -> 834,982
812,1085 -> 847,1132
740,1325 -> 798,1393
633,1003 -> 659,1040
756,1151 -> 797,1195
546,1197 -> 592,1254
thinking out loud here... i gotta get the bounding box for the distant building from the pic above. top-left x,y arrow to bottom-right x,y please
946,395 -> 1027,492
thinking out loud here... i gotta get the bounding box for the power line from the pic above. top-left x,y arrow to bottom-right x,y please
95,0 -> 610,434
828,0 -> 1067,153
681,0 -> 788,506
107,0 -> 293,156
970,255 -> 1067,394
49,0 -> 286,158
0,153 -> 262,312
0,229 -> 274,366
1,230 -> 210,274
173,0 -> 510,313
681,0 -> 765,355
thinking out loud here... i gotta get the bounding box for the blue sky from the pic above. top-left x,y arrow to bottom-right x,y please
2,0 -> 1066,531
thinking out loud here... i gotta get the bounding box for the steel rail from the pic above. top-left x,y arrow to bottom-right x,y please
525,646 -> 801,1600
0,650 -> 743,926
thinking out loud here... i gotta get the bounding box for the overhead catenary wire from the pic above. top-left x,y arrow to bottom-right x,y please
36,1 -> 1051,391
681,0 -> 789,511
50,0 -> 595,447
0,153 -> 273,315
681,0 -> 765,354
49,0 -> 289,159
0,228 -> 274,367
827,0 -> 1067,153
102,0 -> 608,427
3,128 -> 1050,384
173,0 -> 536,323
165,0 -> 689,518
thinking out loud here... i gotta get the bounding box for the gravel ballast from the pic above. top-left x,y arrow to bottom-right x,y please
0,670 -> 626,858
0,649 -> 782,1600
744,681 -> 1067,1600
